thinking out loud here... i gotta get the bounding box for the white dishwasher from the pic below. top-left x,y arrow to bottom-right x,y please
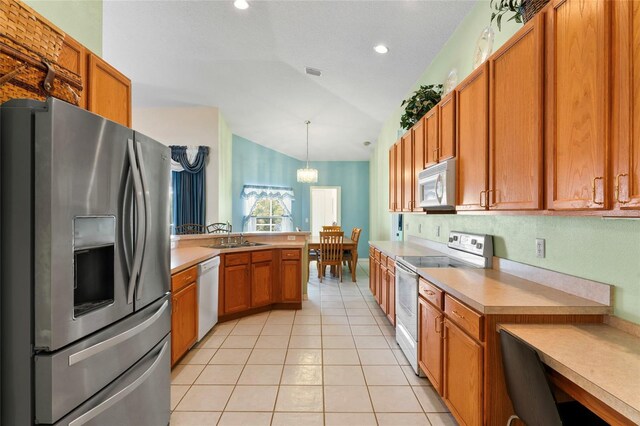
197,256 -> 220,341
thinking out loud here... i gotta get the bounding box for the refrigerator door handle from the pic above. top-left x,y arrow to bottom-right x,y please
67,300 -> 169,366
67,340 -> 169,426
127,138 -> 145,305
134,140 -> 152,301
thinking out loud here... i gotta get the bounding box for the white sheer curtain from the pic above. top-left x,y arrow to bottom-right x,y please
241,185 -> 294,232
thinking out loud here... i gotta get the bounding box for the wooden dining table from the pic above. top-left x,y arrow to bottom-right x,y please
308,236 -> 358,282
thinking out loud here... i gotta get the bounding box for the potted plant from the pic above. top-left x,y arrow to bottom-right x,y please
400,84 -> 443,130
490,0 -> 549,31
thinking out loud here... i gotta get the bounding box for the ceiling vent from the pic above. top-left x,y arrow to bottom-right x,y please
305,67 -> 322,77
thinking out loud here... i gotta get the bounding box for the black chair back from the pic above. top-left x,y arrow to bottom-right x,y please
500,330 -> 563,426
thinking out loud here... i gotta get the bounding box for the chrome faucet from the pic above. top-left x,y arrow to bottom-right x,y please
226,221 -> 232,244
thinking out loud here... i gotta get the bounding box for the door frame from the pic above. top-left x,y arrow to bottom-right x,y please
310,186 -> 341,235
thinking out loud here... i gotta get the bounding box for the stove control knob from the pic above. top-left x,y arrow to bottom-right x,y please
476,243 -> 483,249
448,237 -> 454,242
471,239 -> 477,245
453,236 -> 458,241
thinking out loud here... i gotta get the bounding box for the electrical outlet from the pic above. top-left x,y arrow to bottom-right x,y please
287,236 -> 296,241
405,223 -> 409,231
418,224 -> 422,233
435,225 -> 440,237
535,238 -> 545,258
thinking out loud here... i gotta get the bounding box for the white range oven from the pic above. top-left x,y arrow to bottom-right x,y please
395,232 -> 493,375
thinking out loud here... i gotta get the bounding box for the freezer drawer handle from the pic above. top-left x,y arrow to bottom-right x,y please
68,340 -> 169,426
68,300 -> 169,366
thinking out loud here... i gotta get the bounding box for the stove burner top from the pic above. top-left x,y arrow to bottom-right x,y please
398,256 -> 474,270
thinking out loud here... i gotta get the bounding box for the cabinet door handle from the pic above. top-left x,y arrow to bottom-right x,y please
424,289 -> 435,296
435,316 -> 443,334
432,149 -> 438,162
451,310 -> 465,320
615,173 -> 629,204
480,190 -> 487,208
592,176 -> 604,205
487,189 -> 497,207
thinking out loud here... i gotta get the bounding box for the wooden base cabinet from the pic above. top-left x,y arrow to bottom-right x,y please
281,249 -> 302,303
386,261 -> 396,326
443,318 -> 484,426
418,296 -> 443,394
251,252 -> 273,307
369,247 -> 377,297
171,266 -> 199,366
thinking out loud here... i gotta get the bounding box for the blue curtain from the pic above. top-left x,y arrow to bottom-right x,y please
170,146 -> 209,228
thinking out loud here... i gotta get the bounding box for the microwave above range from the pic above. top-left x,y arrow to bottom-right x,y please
418,158 -> 456,210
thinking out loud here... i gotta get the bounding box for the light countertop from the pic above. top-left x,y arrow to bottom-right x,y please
418,268 -> 611,315
499,323 -> 640,424
171,241 -> 306,274
368,240 -> 610,316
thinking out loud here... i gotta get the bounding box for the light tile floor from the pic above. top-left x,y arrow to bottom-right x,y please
170,262 -> 457,425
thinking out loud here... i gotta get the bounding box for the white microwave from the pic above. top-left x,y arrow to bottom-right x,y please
418,158 -> 456,210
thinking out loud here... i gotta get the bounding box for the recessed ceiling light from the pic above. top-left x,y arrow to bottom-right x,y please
363,141 -> 372,146
234,0 -> 249,10
374,44 -> 389,54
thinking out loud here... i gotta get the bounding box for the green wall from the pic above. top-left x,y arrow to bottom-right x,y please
218,113 -> 233,222
369,1 -> 640,323
25,0 -> 103,56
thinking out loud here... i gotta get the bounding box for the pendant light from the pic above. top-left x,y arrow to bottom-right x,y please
297,120 -> 318,183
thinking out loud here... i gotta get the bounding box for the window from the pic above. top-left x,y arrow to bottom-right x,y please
242,185 -> 294,232
251,198 -> 286,232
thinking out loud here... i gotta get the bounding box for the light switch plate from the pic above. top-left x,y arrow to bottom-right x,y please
536,238 -> 545,258
435,225 -> 440,237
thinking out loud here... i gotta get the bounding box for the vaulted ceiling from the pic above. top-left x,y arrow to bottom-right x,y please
103,0 -> 475,160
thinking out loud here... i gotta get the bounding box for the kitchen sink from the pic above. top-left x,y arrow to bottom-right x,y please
203,241 -> 270,249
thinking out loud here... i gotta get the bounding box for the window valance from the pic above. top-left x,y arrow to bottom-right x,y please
241,185 -> 295,201
170,146 -> 209,173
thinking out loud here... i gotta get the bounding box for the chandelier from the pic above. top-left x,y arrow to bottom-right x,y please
296,120 -> 318,183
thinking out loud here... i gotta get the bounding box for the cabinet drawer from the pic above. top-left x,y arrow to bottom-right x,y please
444,295 -> 483,341
380,253 -> 388,264
225,252 -> 250,266
171,265 -> 198,293
386,257 -> 396,270
369,246 -> 375,256
374,249 -> 381,261
251,250 -> 273,263
282,249 -> 300,260
419,278 -> 443,309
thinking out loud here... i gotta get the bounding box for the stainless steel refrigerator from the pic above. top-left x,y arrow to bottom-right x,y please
1,98 -> 171,425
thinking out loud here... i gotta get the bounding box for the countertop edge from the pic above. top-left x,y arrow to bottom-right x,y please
171,243 -> 306,275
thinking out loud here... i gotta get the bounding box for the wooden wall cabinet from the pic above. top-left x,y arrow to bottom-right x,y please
87,54 -> 132,128
418,296 -> 443,395
171,266 -> 199,366
456,63 -> 490,211
58,35 -> 87,108
489,15 -> 544,210
545,0 -> 610,210
613,0 -> 640,211
411,118 -> 425,212
438,94 -> 456,163
402,132 -> 413,211
395,140 -> 404,212
389,146 -> 396,211
424,106 -> 440,168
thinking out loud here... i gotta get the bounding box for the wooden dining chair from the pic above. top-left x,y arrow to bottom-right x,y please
322,225 -> 341,232
343,227 -> 362,281
318,231 -> 344,282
